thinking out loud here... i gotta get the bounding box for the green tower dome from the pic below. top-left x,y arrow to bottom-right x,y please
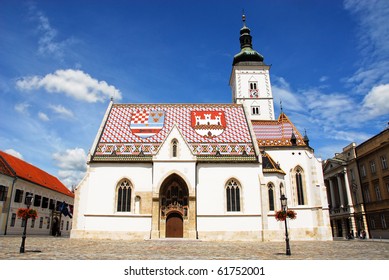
233,15 -> 265,65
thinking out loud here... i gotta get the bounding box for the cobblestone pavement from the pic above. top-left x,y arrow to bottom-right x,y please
1,236 -> 389,260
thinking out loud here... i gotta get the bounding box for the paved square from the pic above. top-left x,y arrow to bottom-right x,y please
1,236 -> 388,260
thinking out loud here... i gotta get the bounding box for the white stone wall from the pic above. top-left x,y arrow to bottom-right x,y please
196,162 -> 262,239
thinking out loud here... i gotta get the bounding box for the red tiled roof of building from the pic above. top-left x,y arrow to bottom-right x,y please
92,103 -> 257,161
252,112 -> 306,147
0,150 -> 74,198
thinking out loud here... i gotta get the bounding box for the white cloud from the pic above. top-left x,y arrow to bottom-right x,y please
344,0 -> 389,92
27,2 -> 70,60
14,103 -> 30,114
38,112 -> 50,121
52,148 -> 87,188
272,77 -> 304,111
49,104 -> 74,118
4,149 -> 23,159
319,76 -> 329,82
361,84 -> 389,118
16,69 -> 122,103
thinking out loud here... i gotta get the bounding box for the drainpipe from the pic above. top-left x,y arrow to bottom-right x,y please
4,176 -> 17,235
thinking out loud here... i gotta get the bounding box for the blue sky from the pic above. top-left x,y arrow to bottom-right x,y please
1,0 -> 388,188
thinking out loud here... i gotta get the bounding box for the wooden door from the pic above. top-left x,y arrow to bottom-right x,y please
166,213 -> 183,238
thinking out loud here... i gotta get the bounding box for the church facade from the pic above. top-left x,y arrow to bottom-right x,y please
71,17 -> 332,241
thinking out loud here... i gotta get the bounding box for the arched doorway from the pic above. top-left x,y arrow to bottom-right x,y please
159,174 -> 189,238
166,213 -> 183,238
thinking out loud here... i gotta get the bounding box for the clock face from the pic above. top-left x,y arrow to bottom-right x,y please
250,89 -> 258,98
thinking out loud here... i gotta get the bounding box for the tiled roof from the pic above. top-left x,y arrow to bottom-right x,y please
252,112 -> 306,147
93,103 -> 256,161
0,151 -> 74,198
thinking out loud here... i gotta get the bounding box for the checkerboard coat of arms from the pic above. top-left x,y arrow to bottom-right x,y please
130,110 -> 165,138
191,111 -> 226,138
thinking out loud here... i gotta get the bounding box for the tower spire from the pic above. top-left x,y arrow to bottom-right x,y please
232,14 -> 264,65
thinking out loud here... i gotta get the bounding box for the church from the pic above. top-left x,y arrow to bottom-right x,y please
71,16 -> 332,241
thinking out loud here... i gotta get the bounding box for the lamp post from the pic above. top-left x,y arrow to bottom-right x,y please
20,193 -> 34,253
280,194 -> 291,256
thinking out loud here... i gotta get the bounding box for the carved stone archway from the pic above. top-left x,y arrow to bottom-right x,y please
151,173 -> 196,239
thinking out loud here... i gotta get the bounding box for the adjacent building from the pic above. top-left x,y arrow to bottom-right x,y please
323,143 -> 368,239
356,128 -> 389,239
323,127 -> 389,239
71,16 -> 332,241
0,150 -> 74,236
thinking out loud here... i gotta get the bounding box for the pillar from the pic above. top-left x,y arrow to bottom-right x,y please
336,174 -> 345,208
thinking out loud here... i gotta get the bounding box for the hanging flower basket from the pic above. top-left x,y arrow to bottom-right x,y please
275,210 -> 297,221
17,208 -> 38,220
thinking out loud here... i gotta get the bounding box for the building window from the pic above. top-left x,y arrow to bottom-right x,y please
61,220 -> 64,230
10,213 -> 16,227
360,165 -> 366,178
31,219 -> 35,228
386,182 -> 389,193
172,139 -> 178,158
363,185 -> 370,203
117,179 -> 132,212
46,217 -> 50,229
0,185 -> 8,201
249,82 -> 258,97
39,217 -> 43,228
370,161 -> 376,174
135,196 -> 141,214
34,195 -> 41,207
49,199 -> 55,210
294,167 -> 306,205
381,156 -> 388,170
14,189 -> 23,203
66,221 -> 69,231
374,183 -> 382,200
251,106 -> 260,115
42,197 -> 49,208
24,192 -> 33,205
21,218 -> 26,227
226,179 -> 241,212
268,184 -> 275,211
381,214 -> 387,229
370,216 -> 376,229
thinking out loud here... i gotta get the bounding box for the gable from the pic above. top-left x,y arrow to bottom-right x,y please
153,125 -> 195,161
92,103 -> 257,162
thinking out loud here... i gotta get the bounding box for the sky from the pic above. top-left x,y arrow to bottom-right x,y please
0,0 -> 388,189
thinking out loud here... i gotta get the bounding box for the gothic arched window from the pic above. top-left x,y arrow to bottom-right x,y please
268,183 -> 275,211
172,139 -> 178,158
293,167 -> 306,205
226,179 -> 241,212
117,179 -> 132,212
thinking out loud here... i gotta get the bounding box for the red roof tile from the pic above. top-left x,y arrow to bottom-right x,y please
252,112 -> 306,147
0,151 -> 74,198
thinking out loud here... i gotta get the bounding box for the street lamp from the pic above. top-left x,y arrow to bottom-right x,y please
20,193 -> 34,253
280,194 -> 291,256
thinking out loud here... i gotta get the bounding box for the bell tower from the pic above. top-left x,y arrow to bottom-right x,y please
229,14 -> 275,121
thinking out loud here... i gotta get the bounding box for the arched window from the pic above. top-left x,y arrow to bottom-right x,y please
172,139 -> 178,157
226,179 -> 241,212
268,183 -> 275,211
117,179 -> 132,212
135,196 -> 141,214
293,167 -> 306,205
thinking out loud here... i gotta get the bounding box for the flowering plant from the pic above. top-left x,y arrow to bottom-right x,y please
275,210 -> 297,221
17,208 -> 38,220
